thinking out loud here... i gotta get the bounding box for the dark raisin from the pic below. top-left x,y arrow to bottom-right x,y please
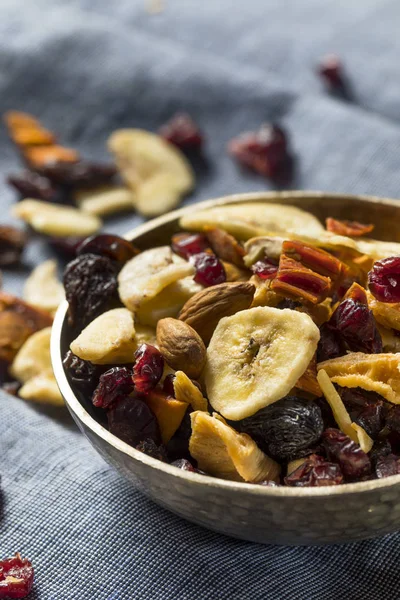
317,323 -> 343,362
76,234 -> 138,266
171,458 -> 197,472
136,438 -> 167,461
338,387 -> 385,439
163,373 -> 176,397
317,55 -> 345,90
63,253 -> 117,330
47,236 -> 84,260
284,454 -> 343,487
251,257 -> 278,280
133,344 -> 164,394
159,113 -> 203,151
323,428 -> 371,480
92,367 -> 134,409
330,297 -> 382,354
171,232 -> 208,259
385,405 -> 400,432
63,350 -> 105,396
375,454 -> 400,478
7,170 -> 57,201
0,226 -> 27,267
166,408 -> 192,461
107,396 -> 160,447
369,439 -> 392,466
190,252 -> 226,287
236,396 -> 324,461
0,552 -> 34,598
276,298 -> 302,311
368,257 -> 400,303
37,160 -> 117,188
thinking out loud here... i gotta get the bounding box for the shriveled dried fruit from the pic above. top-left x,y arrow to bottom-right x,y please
135,439 -> 167,461
205,227 -> 245,267
156,318 -> 206,379
0,225 -> 27,267
322,428 -> 371,480
375,454 -> 400,478
63,350 -> 105,396
7,170 -> 57,201
171,232 -> 208,259
159,113 -> 203,151
13,199 -> 102,237
190,412 -> 280,482
38,160 -> 117,188
77,233 -> 139,265
326,218 -> 374,237
221,261 -> 250,282
236,396 -> 324,461
338,386 -> 384,439
317,322 -> 343,363
368,257 -> 400,303
75,186 -> 133,217
190,252 -> 226,287
166,408 -> 193,461
92,366 -> 134,409
63,253 -> 118,330
4,110 -> 56,146
251,257 -> 279,280
132,344 -> 164,394
23,259 -> 64,314
284,453 -> 343,487
0,552 -> 34,598
146,388 -> 188,444
108,396 -> 161,447
317,55 -> 345,90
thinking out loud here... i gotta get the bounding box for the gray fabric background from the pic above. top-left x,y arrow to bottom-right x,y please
1,1 -> 400,598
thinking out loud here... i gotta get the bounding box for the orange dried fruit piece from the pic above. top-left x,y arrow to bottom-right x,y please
4,110 -> 56,146
295,355 -> 322,396
146,389 -> 188,444
317,352 -> 400,404
24,145 -> 79,167
326,217 -> 374,237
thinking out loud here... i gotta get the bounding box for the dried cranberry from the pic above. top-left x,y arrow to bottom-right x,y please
368,257 -> 400,303
77,234 -> 138,265
284,454 -> 343,487
159,113 -> 203,150
136,438 -> 167,461
63,350 -> 106,396
92,367 -> 134,409
171,458 -> 197,472
7,170 -> 57,201
338,387 -> 384,439
385,404 -> 400,432
133,344 -> 164,394
0,552 -> 34,598
375,454 -> 400,478
0,226 -> 27,267
323,428 -> 371,479
190,252 -> 226,287
228,123 -> 291,180
171,232 -> 208,259
108,396 -> 160,447
251,257 -> 278,280
369,439 -> 392,466
317,55 -> 344,89
166,408 -> 192,461
37,160 -> 117,188
47,236 -> 84,259
330,297 -> 382,354
163,373 -> 176,397
317,324 -> 343,363
63,253 -> 117,330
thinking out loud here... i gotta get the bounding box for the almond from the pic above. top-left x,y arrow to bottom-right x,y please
178,281 -> 255,344
156,318 -> 206,378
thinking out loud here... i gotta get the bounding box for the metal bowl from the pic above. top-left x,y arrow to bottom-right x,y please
51,191 -> 400,545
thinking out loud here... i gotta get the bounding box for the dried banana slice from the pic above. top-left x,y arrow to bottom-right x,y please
13,199 -> 102,237
19,372 -> 63,406
134,324 -> 158,348
118,246 -> 195,312
75,186 -> 134,217
108,129 -> 194,217
180,203 -> 324,240
173,370 -> 208,412
204,306 -> 320,420
23,260 -> 64,315
356,239 -> 400,260
136,276 -> 202,326
189,412 -> 280,482
367,290 -> 400,331
10,327 -> 52,383
318,353 -> 400,404
70,308 -> 136,364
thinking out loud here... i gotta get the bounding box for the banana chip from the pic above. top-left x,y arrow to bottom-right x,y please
19,372 -> 63,406
23,260 -> 64,315
136,276 -> 202,326
377,325 -> 400,353
189,411 -> 281,482
75,186 -> 134,217
10,327 -> 53,383
173,370 -> 208,412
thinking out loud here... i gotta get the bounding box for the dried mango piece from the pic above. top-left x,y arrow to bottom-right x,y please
326,218 -> 374,237
318,353 -> 400,404
146,389 -> 188,444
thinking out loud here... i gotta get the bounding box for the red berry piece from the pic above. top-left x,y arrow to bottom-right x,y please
163,373 -> 176,397
338,387 -> 384,439
107,396 -> 161,447
317,55 -> 344,89
133,344 -> 164,394
375,454 -> 400,478
190,252 -> 226,287
92,367 -> 134,409
251,257 -> 278,280
284,454 -> 343,487
159,113 -> 203,151
171,232 -> 208,259
228,123 -> 291,180
77,234 -> 139,265
0,552 -> 34,598
322,428 -> 371,480
7,170 -> 57,201
368,257 -> 400,303
330,297 -> 382,354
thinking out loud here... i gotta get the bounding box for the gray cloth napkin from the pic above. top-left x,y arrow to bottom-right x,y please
1,1 -> 400,598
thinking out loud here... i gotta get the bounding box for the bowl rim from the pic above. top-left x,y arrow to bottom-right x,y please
51,190 -> 400,498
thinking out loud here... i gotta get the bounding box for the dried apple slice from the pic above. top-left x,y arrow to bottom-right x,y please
23,260 -> 64,314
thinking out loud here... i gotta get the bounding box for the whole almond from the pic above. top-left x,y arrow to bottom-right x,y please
179,281 -> 255,344
156,317 -> 206,378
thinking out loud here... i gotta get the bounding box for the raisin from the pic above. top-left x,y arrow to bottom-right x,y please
166,408 -> 192,461
107,396 -> 160,447
63,351 -> 106,396
190,252 -> 226,287
375,454 -> 400,478
330,297 -> 382,354
92,367 -> 134,409
171,232 -> 208,259
369,439 -> 392,467
76,234 -> 138,265
47,236 -> 84,260
163,373 -> 176,397
7,170 -> 57,201
63,253 -> 117,330
0,552 -> 34,598
236,396 -> 324,461
323,428 -> 371,480
385,404 -> 400,432
284,454 -> 343,487
251,257 -> 278,280
338,387 -> 385,439
159,113 -> 203,151
136,438 -> 167,461
132,344 -> 164,394
317,324 -> 343,362
317,55 -> 345,91
368,257 -> 400,303
0,226 -> 27,267
37,160 -> 117,188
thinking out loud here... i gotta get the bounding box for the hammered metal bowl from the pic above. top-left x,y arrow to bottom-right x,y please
51,191 -> 400,545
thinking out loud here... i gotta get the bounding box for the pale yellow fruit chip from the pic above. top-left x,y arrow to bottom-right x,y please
173,370 -> 208,412
356,239 -> 400,260
75,186 -> 134,217
19,372 -> 63,406
367,290 -> 400,331
189,411 -> 280,482
134,324 -> 158,348
10,327 -> 53,383
377,325 -> 400,353
23,260 -> 64,315
318,353 -> 400,404
70,308 -> 136,364
136,276 -> 202,326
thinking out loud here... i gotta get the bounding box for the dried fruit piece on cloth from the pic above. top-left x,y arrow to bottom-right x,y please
326,218 -> 374,237
75,186 -> 133,217
23,260 -> 64,315
0,225 -> 27,267
159,113 -> 203,151
318,353 -> 400,405
284,453 -> 343,487
0,552 -> 34,598
189,412 -> 280,482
